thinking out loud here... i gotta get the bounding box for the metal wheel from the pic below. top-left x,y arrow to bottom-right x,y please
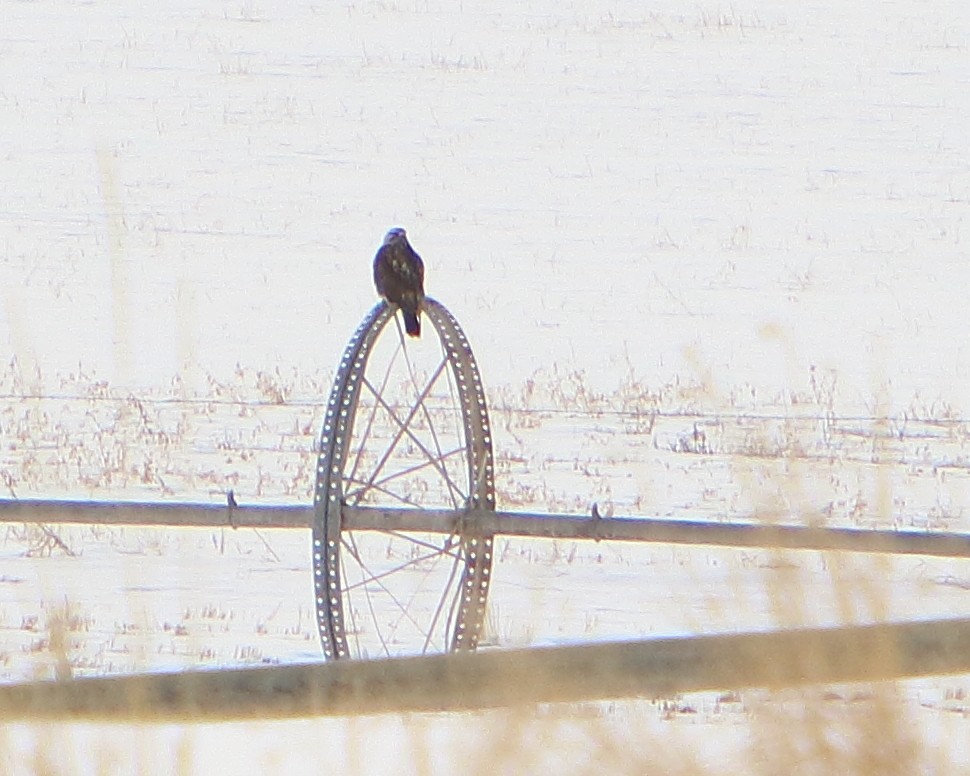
312,298 -> 495,660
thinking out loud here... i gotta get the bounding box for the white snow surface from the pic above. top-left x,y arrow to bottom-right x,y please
1,1 -> 969,410
2,1 -> 970,773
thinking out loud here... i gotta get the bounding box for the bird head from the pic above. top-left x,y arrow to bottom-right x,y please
383,227 -> 407,246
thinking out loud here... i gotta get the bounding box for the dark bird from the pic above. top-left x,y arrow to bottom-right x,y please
373,227 -> 425,337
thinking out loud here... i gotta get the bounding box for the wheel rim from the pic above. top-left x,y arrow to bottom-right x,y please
312,298 -> 495,660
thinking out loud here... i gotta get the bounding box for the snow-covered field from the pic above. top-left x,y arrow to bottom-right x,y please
2,1 -> 970,773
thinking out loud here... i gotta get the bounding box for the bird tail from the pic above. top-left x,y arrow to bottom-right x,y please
403,309 -> 420,338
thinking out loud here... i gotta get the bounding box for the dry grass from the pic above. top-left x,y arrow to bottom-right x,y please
1,364 -> 969,773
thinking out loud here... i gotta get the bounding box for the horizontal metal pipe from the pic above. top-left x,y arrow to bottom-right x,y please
3,617 -> 970,721
344,506 -> 970,558
0,498 -> 309,528
2,499 -> 970,558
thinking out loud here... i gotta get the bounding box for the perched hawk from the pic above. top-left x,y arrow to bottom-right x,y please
373,227 -> 425,337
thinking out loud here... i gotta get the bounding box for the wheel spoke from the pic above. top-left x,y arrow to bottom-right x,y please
344,447 -> 466,505
357,362 -> 446,492
356,364 -> 468,506
442,356 -> 468,461
340,538 -> 461,594
340,534 -> 443,651
379,529 -> 462,560
398,323 -> 464,510
343,476 -> 426,509
343,533 -> 391,656
422,542 -> 464,653
344,339 -> 404,492
387,550 -> 456,653
339,547 -> 362,642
